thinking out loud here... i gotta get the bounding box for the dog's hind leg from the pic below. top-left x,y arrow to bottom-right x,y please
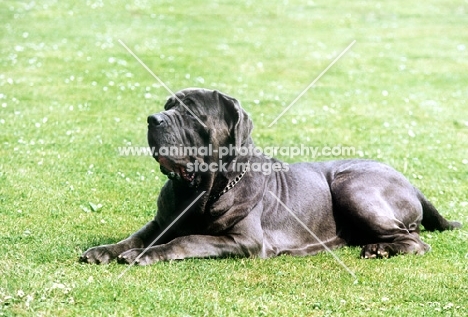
359,230 -> 430,259
330,165 -> 432,259
342,200 -> 431,259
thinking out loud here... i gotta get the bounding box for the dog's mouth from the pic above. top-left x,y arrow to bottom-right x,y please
157,156 -> 198,186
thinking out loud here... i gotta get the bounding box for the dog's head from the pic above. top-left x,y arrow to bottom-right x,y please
147,88 -> 253,187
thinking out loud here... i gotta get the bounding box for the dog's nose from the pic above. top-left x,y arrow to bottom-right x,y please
147,114 -> 165,126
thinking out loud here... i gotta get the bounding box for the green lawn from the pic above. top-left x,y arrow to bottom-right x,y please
1,0 -> 467,316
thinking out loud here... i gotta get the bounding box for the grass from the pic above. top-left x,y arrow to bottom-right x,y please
1,0 -> 467,315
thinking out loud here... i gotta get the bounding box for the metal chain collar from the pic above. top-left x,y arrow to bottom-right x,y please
208,161 -> 249,202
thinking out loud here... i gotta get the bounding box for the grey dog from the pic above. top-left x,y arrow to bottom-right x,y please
80,88 -> 460,265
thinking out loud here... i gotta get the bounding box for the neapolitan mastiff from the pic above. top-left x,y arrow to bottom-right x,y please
80,88 -> 460,265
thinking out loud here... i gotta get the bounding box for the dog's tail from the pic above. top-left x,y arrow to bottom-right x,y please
417,189 -> 462,231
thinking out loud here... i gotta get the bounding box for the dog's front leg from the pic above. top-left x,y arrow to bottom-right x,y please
117,234 -> 262,265
79,220 -> 161,264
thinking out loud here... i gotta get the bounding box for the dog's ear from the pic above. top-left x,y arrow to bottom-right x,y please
215,91 -> 253,150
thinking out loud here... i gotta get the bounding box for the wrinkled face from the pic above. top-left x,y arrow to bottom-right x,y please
147,88 -> 252,188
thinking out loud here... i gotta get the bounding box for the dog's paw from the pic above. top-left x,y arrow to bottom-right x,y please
117,248 -> 164,265
360,243 -> 393,259
116,248 -> 149,265
79,245 -> 117,264
117,248 -> 142,265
